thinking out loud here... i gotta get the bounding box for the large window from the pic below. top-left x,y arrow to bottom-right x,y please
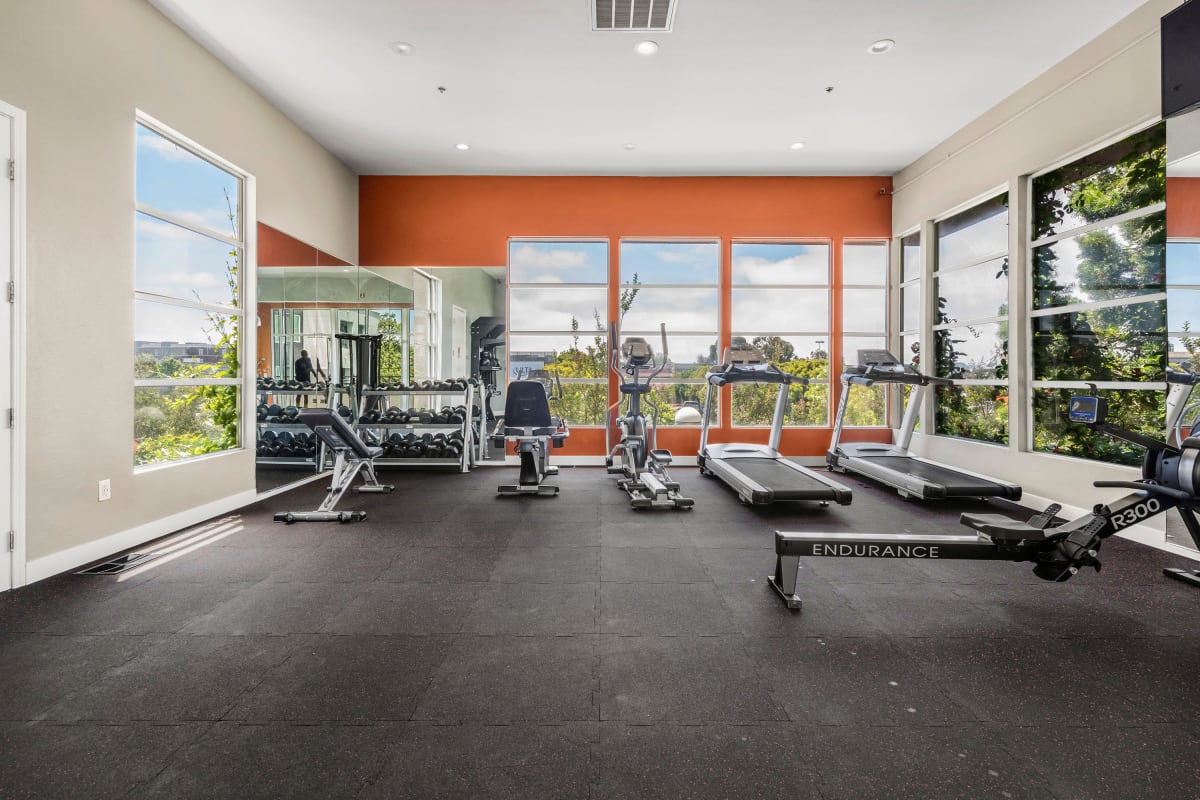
618,241 -> 719,425
841,241 -> 889,426
1168,240 -> 1200,361
933,194 -> 1010,444
730,242 -> 830,426
1030,124 -> 1166,464
508,240 -> 609,425
134,119 -> 245,467
898,231 -> 922,381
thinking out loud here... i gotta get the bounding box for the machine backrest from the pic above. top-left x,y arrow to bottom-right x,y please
505,380 -> 553,427
298,408 -> 375,459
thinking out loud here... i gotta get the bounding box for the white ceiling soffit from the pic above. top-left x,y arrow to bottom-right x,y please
593,0 -> 675,31
147,0 -> 1150,177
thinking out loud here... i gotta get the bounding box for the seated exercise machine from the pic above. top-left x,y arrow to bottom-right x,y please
698,346 -> 853,506
770,387 -> 1200,608
493,376 -> 568,496
605,323 -> 693,510
274,408 -> 394,524
827,349 -> 1021,501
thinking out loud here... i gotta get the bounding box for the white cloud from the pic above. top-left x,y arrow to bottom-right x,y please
137,129 -> 196,163
510,245 -> 588,271
655,244 -> 715,264
733,254 -> 828,285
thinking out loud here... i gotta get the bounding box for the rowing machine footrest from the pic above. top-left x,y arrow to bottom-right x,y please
959,513 -> 1047,542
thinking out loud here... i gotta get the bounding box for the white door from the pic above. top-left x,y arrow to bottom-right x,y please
451,305 -> 468,378
0,108 -> 14,592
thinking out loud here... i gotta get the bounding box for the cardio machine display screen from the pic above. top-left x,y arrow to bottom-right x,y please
1067,396 -> 1104,424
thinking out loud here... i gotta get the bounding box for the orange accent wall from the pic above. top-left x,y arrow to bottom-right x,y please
1168,177 -> 1200,238
259,222 -> 352,268
359,175 -> 893,457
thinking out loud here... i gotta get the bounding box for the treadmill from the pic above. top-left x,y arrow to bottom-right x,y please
698,347 -> 853,506
826,349 -> 1021,501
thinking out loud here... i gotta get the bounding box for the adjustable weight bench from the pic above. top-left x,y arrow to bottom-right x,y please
274,408 -> 394,524
493,380 -> 568,496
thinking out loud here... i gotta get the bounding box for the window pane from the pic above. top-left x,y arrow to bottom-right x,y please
508,240 -> 608,284
843,242 -> 887,285
1167,241 -> 1200,284
621,287 -> 718,333
136,124 -> 240,238
1167,289 -> 1200,336
1032,124 -> 1165,240
729,334 -> 829,365
935,384 -> 1008,444
135,212 -> 240,307
508,287 -> 608,332
936,194 -> 1008,269
508,334 -> 607,426
732,383 -> 829,426
135,300 -> 237,378
619,241 -> 719,284
1033,388 -> 1165,465
935,258 -> 1008,323
732,243 -> 828,285
901,285 -> 919,332
647,381 -> 714,427
901,232 -> 921,282
731,288 -> 828,332
1032,213 -> 1166,309
842,288 -> 886,332
933,323 -> 1007,379
135,385 -> 240,466
1032,303 -> 1166,382
842,336 -> 886,365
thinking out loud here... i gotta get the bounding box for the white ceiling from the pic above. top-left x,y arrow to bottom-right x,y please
148,0 -> 1149,176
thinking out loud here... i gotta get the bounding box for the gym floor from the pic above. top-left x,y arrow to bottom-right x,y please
2,465 -> 1199,799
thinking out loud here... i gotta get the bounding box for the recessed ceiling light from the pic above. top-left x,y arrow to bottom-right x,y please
389,41 -> 415,55
623,143 -> 636,150
455,143 -> 470,151
790,142 -> 805,150
868,38 -> 895,54
634,40 -> 659,55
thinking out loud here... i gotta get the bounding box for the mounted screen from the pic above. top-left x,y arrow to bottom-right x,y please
1163,0 -> 1200,120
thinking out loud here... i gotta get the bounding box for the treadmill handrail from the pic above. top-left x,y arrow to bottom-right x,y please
706,361 -> 798,387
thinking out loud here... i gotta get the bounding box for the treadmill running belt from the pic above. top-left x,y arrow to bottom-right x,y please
720,457 -> 845,500
856,455 -> 1010,494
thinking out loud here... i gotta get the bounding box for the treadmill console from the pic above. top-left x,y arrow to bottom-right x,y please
723,347 -> 764,365
857,349 -> 901,367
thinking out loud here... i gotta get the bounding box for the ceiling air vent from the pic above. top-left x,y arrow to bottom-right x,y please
593,0 -> 675,31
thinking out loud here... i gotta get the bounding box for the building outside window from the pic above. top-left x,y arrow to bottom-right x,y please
1030,124 -> 1166,464
933,194 -> 1011,444
133,118 -> 245,467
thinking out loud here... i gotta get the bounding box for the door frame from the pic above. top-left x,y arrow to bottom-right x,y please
0,98 -> 26,591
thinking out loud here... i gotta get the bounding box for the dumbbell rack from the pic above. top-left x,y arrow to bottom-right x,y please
356,383 -> 478,472
255,384 -> 339,471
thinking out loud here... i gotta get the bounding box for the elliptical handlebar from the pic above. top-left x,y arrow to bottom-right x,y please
608,322 -> 622,380
645,323 -> 669,383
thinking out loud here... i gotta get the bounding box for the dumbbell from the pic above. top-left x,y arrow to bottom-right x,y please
337,405 -> 353,420
261,430 -> 278,445
257,404 -> 268,421
267,404 -> 283,419
282,405 -> 300,420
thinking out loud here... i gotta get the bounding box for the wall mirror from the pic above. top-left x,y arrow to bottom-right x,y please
254,259 -> 506,495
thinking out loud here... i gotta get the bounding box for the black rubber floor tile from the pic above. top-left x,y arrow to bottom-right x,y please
698,547 -> 782,585
507,520 -> 602,548
683,522 -> 775,549
413,635 -> 598,722
601,546 -> 710,583
40,634 -> 294,722
462,582 -> 598,635
403,519 -> 520,548
376,546 -> 502,583
596,722 -> 821,800
0,633 -> 165,721
361,722 -> 598,799
1064,636 -> 1200,723
41,581 -> 251,635
226,634 -> 453,722
320,582 -> 480,635
600,583 -> 736,635
804,723 -> 1054,800
180,581 -> 361,635
600,520 -> 690,548
598,635 -> 786,722
0,721 -> 206,799
995,723 -> 1200,800
894,636 -> 1152,726
717,580 -> 891,637
140,721 -> 392,799
947,582 -> 1170,638
148,544 -> 307,584
0,576 -> 149,633
266,543 -> 399,583
742,636 -> 977,725
834,582 -> 1026,638
490,546 -> 600,584
1085,578 -> 1200,636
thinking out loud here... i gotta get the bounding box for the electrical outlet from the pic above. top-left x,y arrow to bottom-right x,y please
98,479 -> 111,502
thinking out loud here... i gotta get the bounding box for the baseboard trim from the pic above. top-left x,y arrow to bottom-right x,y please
25,489 -> 259,585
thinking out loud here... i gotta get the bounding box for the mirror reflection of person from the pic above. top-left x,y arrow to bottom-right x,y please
294,350 -> 326,406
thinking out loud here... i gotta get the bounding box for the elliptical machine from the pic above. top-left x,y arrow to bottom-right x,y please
605,322 -> 694,510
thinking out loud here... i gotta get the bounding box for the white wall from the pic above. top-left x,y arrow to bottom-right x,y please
892,0 -> 1195,549
0,0 -> 358,575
